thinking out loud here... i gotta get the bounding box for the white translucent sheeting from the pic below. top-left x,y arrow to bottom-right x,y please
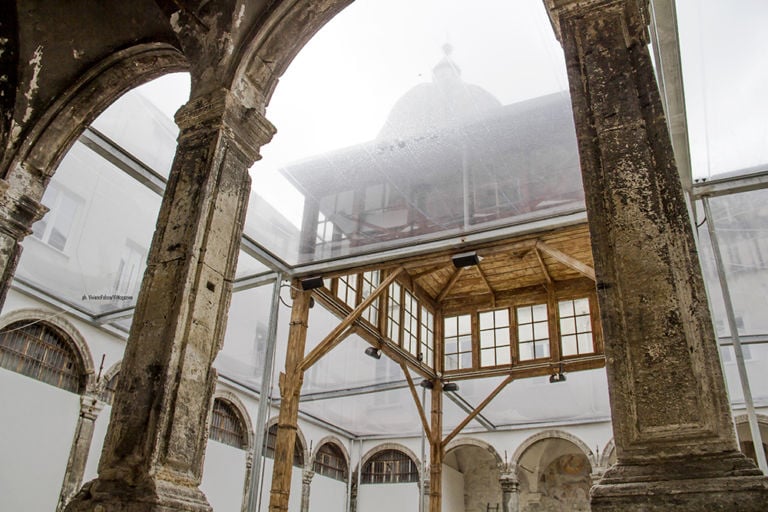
235,251 -> 270,278
19,141 -> 161,315
677,0 -> 768,179
696,189 -> 768,337
90,74 -> 189,178
253,0 -> 580,266
720,342 -> 768,405
215,282 -> 281,392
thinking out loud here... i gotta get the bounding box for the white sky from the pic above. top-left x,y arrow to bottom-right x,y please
136,0 -> 768,230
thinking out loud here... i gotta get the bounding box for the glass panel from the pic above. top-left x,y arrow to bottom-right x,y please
518,324 -> 533,342
577,333 -> 594,354
495,309 -> 510,327
574,297 -> 590,315
496,347 -> 511,365
562,335 -> 578,357
480,330 -> 494,348
481,349 -> 495,367
517,306 -> 532,325
519,343 -> 534,361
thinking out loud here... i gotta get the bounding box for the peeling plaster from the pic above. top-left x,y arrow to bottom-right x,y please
234,4 -> 246,30
170,11 -> 181,33
23,45 -> 44,123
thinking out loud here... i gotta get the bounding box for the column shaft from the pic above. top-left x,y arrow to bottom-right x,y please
269,289 -> 312,512
428,386 -> 443,512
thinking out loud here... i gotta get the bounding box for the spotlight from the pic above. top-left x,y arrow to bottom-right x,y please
419,379 -> 434,389
442,382 -> 459,392
549,372 -> 566,383
364,346 -> 381,359
299,276 -> 324,291
452,251 -> 482,268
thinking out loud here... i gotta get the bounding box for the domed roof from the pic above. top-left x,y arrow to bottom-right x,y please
378,45 -> 502,140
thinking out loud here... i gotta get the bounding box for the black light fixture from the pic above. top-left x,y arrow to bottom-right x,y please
549,364 -> 567,383
419,379 -> 434,389
452,251 -> 482,268
364,346 -> 382,359
442,381 -> 459,392
299,276 -> 324,291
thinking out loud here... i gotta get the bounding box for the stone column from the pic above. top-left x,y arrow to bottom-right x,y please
269,289 -> 312,512
499,469 -> 519,512
64,87 -> 275,512
0,180 -> 47,307
300,469 -> 314,512
543,1 -> 768,510
57,395 -> 105,511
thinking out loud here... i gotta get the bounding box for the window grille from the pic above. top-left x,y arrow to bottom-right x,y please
313,443 -> 349,481
419,306 -> 434,368
337,273 -> 358,309
264,424 -> 305,467
361,449 -> 419,484
387,282 -> 402,343
209,398 -> 247,449
361,270 -> 380,326
0,320 -> 85,393
402,290 -> 419,357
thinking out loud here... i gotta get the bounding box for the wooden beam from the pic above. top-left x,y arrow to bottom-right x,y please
400,362 -> 433,443
534,247 -> 553,286
300,267 -> 404,372
442,374 -> 515,447
476,265 -> 496,306
535,240 -> 596,281
437,267 -> 464,303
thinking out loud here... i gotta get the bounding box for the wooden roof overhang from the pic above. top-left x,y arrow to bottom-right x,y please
304,221 -> 606,384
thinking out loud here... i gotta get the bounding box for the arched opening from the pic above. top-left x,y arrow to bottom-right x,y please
264,423 -> 305,468
735,415 -> 768,467
313,442 -> 349,481
444,443 -> 504,512
209,397 -> 248,450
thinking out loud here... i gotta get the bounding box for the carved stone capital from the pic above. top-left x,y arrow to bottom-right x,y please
301,469 -> 315,485
79,395 -> 105,421
499,471 -> 520,493
543,0 -> 650,46
175,88 -> 276,166
0,179 -> 48,239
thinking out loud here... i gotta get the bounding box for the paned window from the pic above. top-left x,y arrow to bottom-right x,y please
0,320 -> 85,393
402,290 -> 419,357
479,308 -> 511,367
361,449 -> 419,484
337,273 -> 358,309
31,183 -> 81,252
361,270 -> 381,326
558,298 -> 594,356
209,398 -> 247,449
517,304 -> 550,361
419,306 -> 434,368
387,282 -> 402,343
263,424 -> 304,467
444,314 -> 472,370
313,443 -> 348,481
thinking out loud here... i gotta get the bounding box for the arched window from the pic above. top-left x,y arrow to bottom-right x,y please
99,371 -> 119,405
0,320 -> 86,393
313,442 -> 348,481
209,398 -> 248,449
361,449 -> 419,484
264,424 -> 304,467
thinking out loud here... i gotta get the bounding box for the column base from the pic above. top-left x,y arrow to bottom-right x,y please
591,452 -> 768,512
64,477 -> 212,512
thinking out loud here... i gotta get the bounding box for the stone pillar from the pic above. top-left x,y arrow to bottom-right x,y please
543,1 -> 768,510
300,469 -> 314,512
241,451 -> 254,512
64,87 -> 275,512
499,470 -> 519,512
57,395 -> 105,511
0,180 -> 47,307
269,289 -> 312,512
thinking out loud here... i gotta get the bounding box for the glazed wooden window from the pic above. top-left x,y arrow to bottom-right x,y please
337,273 -> 358,309
419,306 -> 435,368
0,320 -> 84,393
444,314 -> 472,370
479,308 -> 511,367
558,298 -> 594,356
516,304 -> 550,361
361,270 -> 381,326
313,443 -> 348,481
263,424 -> 304,467
387,282 -> 402,344
209,399 -> 247,449
402,290 -> 420,357
361,449 -> 419,484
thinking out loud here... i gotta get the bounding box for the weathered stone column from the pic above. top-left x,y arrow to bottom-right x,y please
65,87 -> 275,512
0,180 -> 47,307
499,468 -> 519,512
543,0 -> 768,510
269,288 -> 312,512
299,469 -> 314,512
57,395 -> 105,511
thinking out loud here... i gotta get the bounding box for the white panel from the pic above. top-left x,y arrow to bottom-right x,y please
310,474 -> 348,512
201,441 -> 248,512
257,458 -> 305,512
0,369 -> 80,512
83,404 -> 111,482
357,483 -> 419,512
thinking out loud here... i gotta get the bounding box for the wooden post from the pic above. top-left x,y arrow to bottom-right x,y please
269,288 -> 312,512
428,383 -> 443,512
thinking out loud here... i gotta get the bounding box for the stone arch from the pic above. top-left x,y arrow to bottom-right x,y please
4,42 -> 188,197
733,414 -> 768,465
97,360 -> 122,404
599,438 -> 616,469
211,390 -> 255,451
444,436 -> 504,466
0,308 -> 96,393
264,416 -> 309,467
311,435 -> 351,468
355,442 -> 422,481
512,429 -> 595,468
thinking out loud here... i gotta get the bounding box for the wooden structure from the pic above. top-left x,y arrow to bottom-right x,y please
269,221 -> 604,511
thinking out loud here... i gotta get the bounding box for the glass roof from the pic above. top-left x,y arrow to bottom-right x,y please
10,0 -> 768,438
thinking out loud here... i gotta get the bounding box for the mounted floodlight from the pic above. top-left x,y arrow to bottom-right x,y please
419,379 -> 434,389
549,371 -> 567,383
452,251 -> 482,268
364,346 -> 382,360
300,276 -> 324,290
442,382 -> 459,392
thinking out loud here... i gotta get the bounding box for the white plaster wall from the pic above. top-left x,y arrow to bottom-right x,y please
309,474 -> 347,512
259,458 -> 303,512
443,463 -> 465,512
0,369 -> 81,511
201,440 -> 248,512
357,483 -> 419,512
